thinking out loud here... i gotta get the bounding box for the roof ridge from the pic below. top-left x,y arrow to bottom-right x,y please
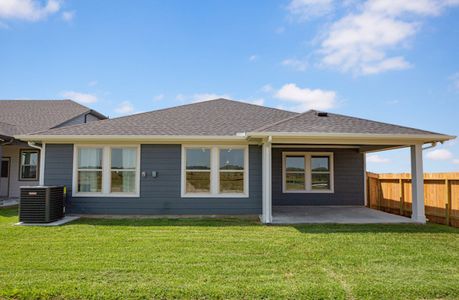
251,110 -> 313,132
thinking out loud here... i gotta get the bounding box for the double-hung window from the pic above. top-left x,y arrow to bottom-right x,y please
182,146 -> 248,197
74,145 -> 140,197
283,152 -> 333,193
19,149 -> 40,181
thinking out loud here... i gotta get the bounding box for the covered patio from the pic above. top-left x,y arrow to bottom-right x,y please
272,206 -> 415,224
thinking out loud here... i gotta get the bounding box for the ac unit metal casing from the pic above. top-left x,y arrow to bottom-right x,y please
19,186 -> 64,223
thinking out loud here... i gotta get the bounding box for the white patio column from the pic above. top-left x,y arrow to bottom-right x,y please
410,144 -> 426,223
261,137 -> 272,224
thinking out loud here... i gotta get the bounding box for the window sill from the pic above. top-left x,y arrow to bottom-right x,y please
282,190 -> 334,194
181,193 -> 249,198
73,193 -> 140,198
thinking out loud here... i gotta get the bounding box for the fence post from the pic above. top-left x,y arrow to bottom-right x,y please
399,178 -> 404,216
445,179 -> 451,226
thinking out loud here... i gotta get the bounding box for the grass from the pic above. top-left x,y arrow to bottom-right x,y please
0,208 -> 458,299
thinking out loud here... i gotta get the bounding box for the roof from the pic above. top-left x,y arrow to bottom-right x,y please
16,98 -> 454,143
0,100 -> 107,137
25,99 -> 297,136
250,110 -> 442,135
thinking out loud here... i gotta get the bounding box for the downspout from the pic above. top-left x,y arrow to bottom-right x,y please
28,141 -> 45,185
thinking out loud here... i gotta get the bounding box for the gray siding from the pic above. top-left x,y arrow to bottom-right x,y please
45,144 -> 262,215
56,113 -> 103,128
272,148 -> 365,206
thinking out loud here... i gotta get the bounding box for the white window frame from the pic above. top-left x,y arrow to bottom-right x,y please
181,145 -> 249,198
19,149 -> 40,181
282,152 -> 334,194
73,144 -> 141,197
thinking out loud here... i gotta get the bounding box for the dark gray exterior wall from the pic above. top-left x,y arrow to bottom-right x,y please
272,147 -> 365,206
44,144 -> 364,214
44,144 -> 262,215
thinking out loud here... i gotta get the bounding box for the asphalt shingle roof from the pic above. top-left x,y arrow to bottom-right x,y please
0,100 -> 106,137
252,110 -> 442,135
29,99 -> 297,136
26,99 -> 448,138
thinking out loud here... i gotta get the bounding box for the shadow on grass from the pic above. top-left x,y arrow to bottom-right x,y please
68,216 -> 459,234
0,207 -> 18,218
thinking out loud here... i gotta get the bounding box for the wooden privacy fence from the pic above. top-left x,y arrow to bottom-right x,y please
367,172 -> 459,227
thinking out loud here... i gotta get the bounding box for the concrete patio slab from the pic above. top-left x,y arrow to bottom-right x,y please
15,216 -> 80,226
272,206 -> 416,224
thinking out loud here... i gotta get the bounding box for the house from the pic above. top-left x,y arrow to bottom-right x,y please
15,99 -> 454,223
0,100 -> 107,200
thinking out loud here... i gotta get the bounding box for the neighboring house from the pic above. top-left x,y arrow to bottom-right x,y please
16,99 -> 454,223
0,100 -> 107,199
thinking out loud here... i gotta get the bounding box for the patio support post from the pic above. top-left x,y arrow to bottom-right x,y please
262,136 -> 272,224
410,144 -> 426,223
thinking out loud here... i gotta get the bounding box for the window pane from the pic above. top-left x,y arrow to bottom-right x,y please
311,156 -> 329,172
285,173 -> 305,190
220,149 -> 244,170
286,156 -> 305,172
111,148 -> 137,169
186,171 -> 210,193
311,173 -> 330,190
78,171 -> 102,192
220,172 -> 244,193
21,151 -> 38,166
78,148 -> 103,169
111,171 -> 136,193
21,166 -> 37,179
186,149 -> 210,170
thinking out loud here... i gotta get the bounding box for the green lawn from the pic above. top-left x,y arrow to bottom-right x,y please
1,208 -> 458,300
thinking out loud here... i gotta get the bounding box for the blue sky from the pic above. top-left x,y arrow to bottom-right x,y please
0,0 -> 458,173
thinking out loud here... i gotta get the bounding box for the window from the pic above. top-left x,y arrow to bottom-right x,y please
283,152 -> 333,193
77,148 -> 103,192
19,149 -> 39,180
73,145 -> 140,197
219,148 -> 244,193
182,146 -> 248,197
185,148 -> 211,193
111,148 -> 137,193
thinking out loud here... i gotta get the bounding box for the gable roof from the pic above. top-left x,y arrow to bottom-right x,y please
0,100 -> 107,137
15,98 -> 454,143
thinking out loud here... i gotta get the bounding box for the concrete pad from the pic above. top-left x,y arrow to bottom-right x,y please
272,206 -> 416,224
15,215 -> 80,226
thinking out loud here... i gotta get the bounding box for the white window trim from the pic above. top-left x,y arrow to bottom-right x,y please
72,144 -> 141,198
181,145 -> 249,198
19,149 -> 40,181
282,152 -> 334,194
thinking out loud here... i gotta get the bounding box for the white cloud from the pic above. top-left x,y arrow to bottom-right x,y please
318,0 -> 459,75
61,91 -> 98,104
88,80 -> 98,87
61,10 -> 74,22
261,84 -> 274,93
0,0 -> 61,21
426,149 -> 454,161
367,154 -> 390,163
287,0 -> 334,21
282,58 -> 308,71
249,55 -> 259,62
114,101 -> 135,116
153,94 -> 164,101
274,83 -> 337,111
191,93 -> 230,103
453,159 -> 459,164
450,72 -> 459,91
238,98 -> 265,106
